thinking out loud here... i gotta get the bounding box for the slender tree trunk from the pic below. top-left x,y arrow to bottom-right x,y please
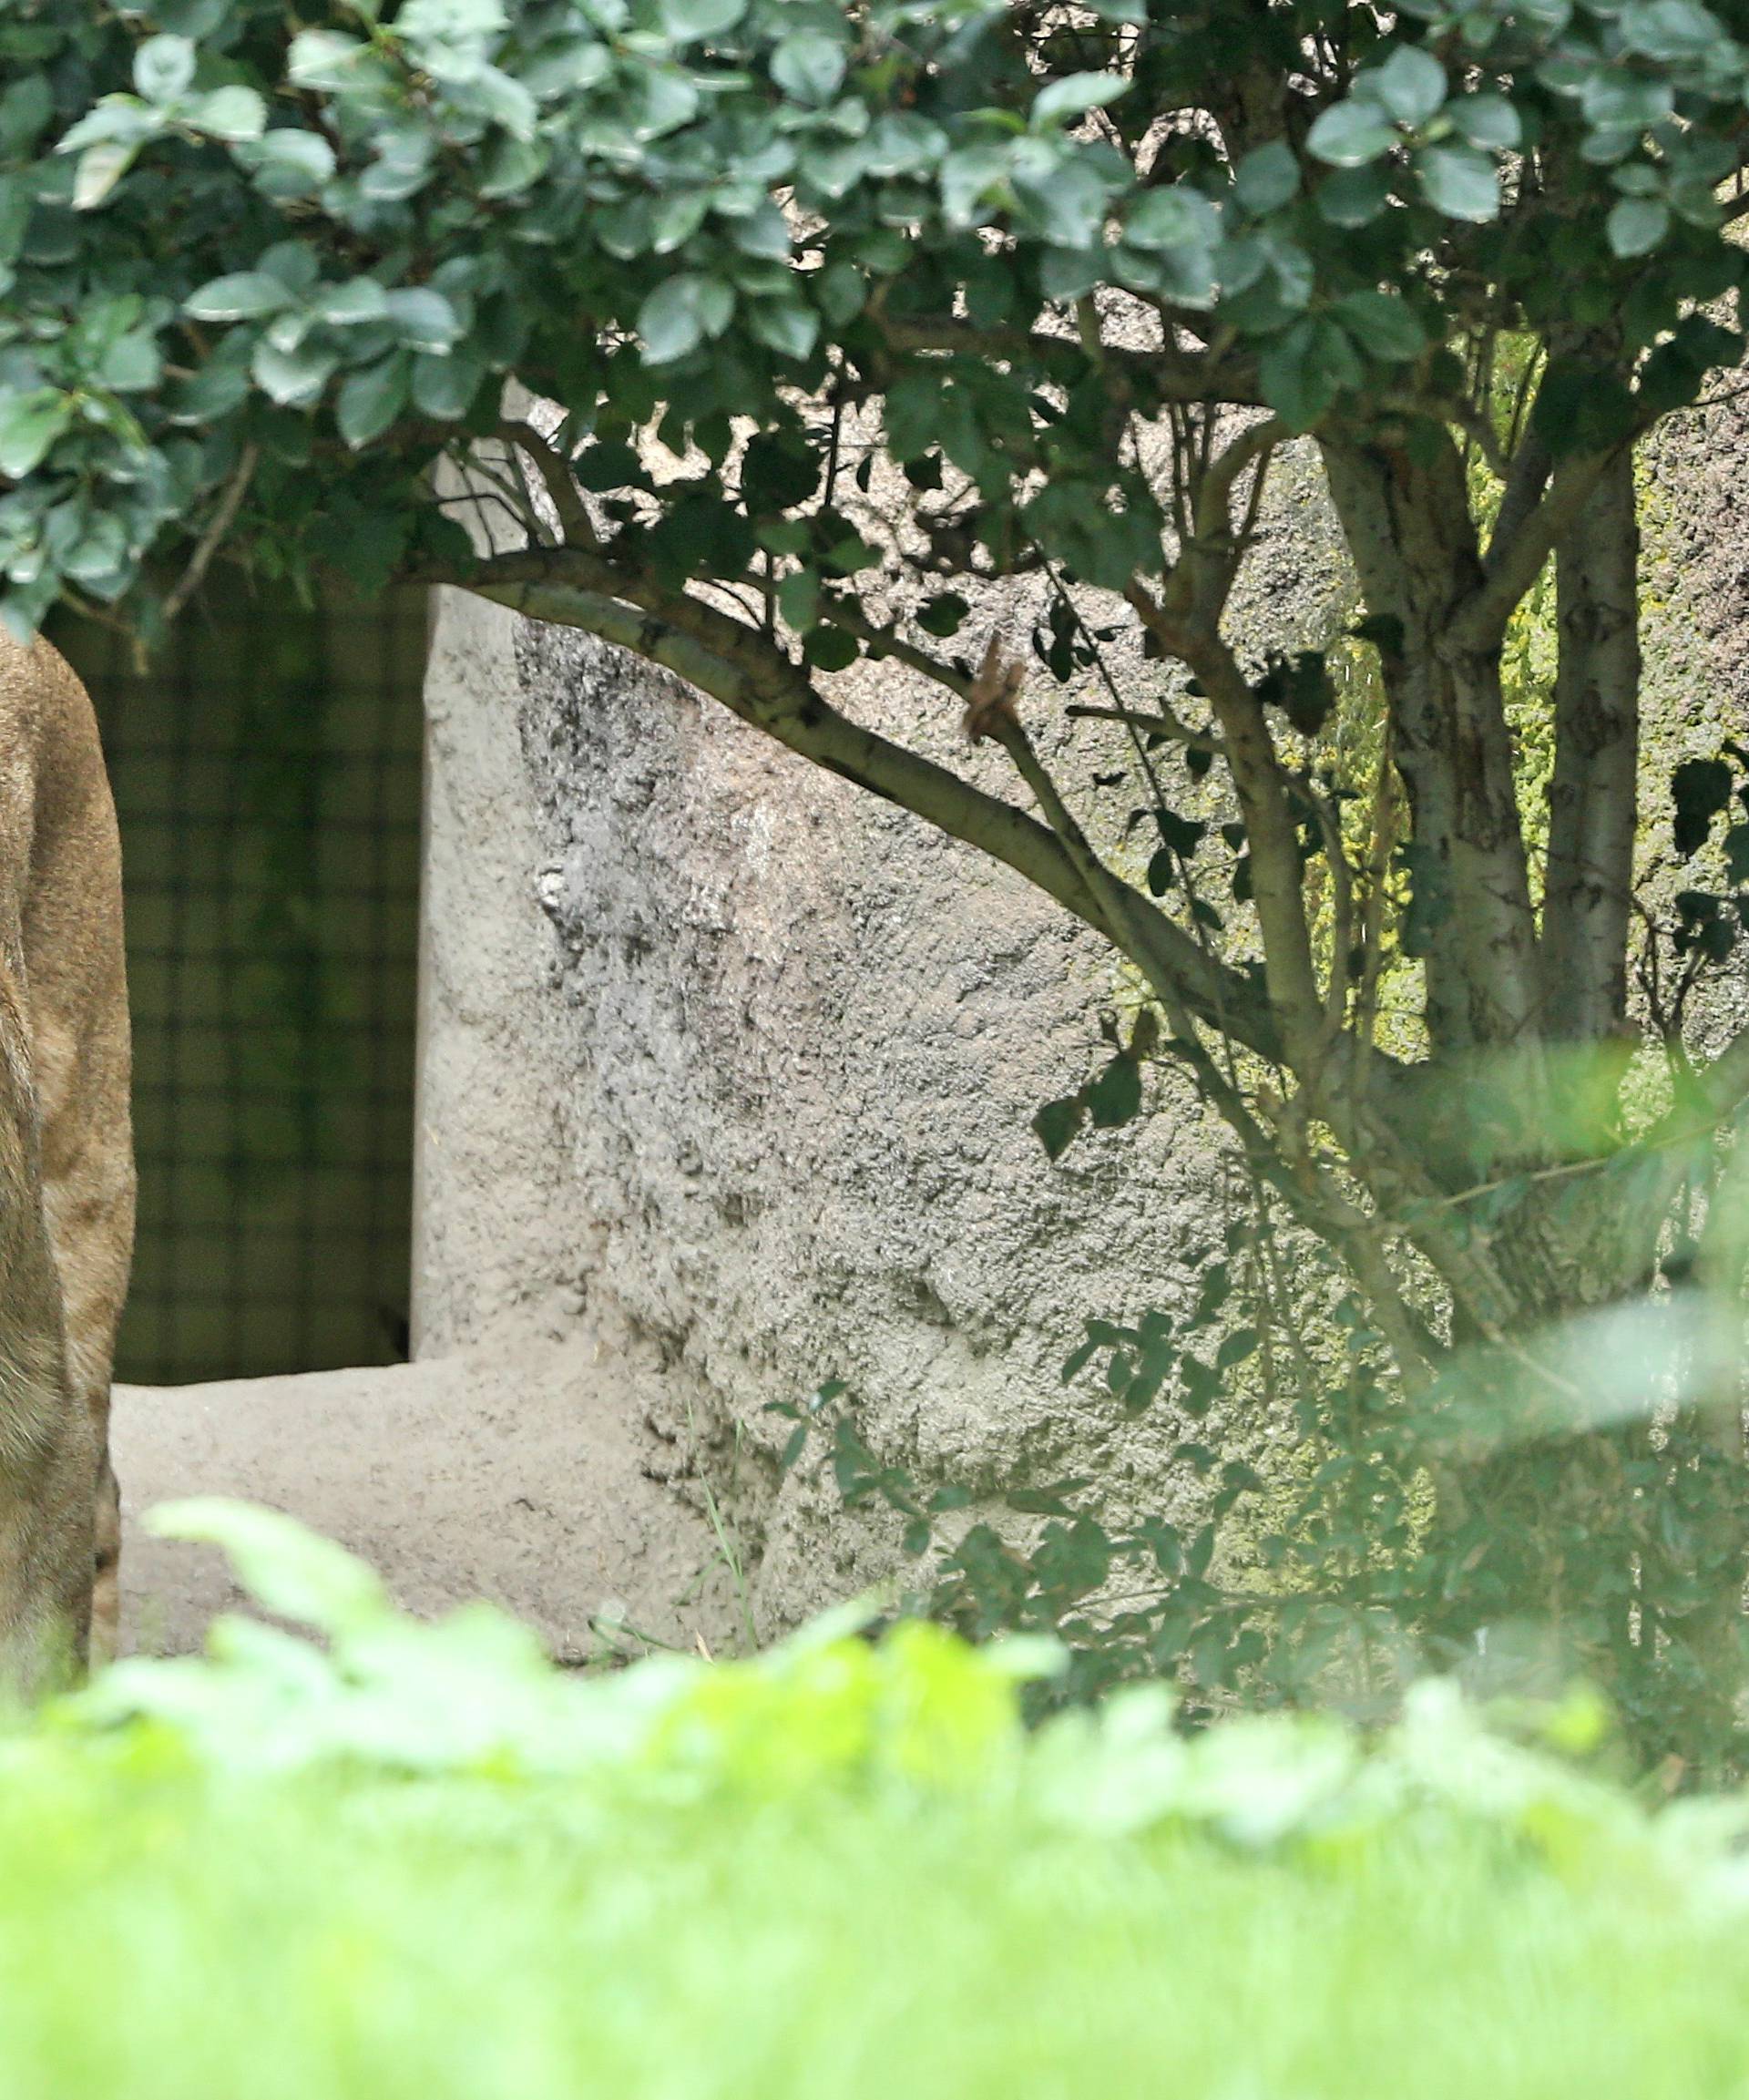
1321,437 -> 1541,1060
1543,445 -> 1641,1041
1432,642 -> 1546,1050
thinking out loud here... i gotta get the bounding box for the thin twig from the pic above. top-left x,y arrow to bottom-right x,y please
161,443 -> 259,628
1063,701 -> 1223,756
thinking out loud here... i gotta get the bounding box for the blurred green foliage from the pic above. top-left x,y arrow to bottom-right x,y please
0,1501 -> 1744,2098
784,1241 -> 1749,1774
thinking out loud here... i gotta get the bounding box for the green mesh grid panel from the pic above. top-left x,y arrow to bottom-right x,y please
48,581 -> 426,1387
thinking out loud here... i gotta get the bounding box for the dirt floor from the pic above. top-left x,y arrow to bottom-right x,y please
112,1340 -> 742,1660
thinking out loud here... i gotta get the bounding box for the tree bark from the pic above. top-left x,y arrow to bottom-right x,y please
1542,443 -> 1640,1041
1321,436 -> 1541,1057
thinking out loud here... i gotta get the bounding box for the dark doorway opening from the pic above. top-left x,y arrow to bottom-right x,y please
50,580 -> 426,1386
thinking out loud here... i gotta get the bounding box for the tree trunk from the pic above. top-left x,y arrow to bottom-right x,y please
1320,437 -> 1541,1060
1544,445 -> 1641,1042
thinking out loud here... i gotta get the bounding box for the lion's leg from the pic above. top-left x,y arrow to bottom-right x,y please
0,1348 -> 96,1698
35,1017 -> 131,1670
36,1115 -> 131,1667
91,1453 -> 120,1663
0,985 -> 94,1695
20,641 -> 134,1671
24,1114 -> 128,1666
38,1117 -> 131,1668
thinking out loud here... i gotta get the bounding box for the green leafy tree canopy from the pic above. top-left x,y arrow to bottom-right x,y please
15,0 -> 1749,1747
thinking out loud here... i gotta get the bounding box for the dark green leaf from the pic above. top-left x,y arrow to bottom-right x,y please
917,593 -> 969,638
803,625 -> 858,671
817,261 -> 865,326
1233,141 -> 1300,215
1305,103 -> 1397,169
185,272 -> 292,322
1530,358 -> 1638,456
1417,145 -> 1499,221
251,338 -> 338,409
1334,290 -> 1427,363
1608,197 -> 1671,258
1315,164 -> 1394,228
313,281 -> 388,329
1123,186 -> 1221,251
771,30 -> 846,105
1260,319 -> 1360,430
1013,156 -> 1114,251
660,0 -> 748,35
1365,46 -> 1447,128
247,129 -> 336,198
1153,807 -> 1206,857
742,433 -> 819,515
1620,0 -> 1722,57
1450,94 -> 1521,150
1580,72 -> 1674,132
0,75 -> 51,155
1031,73 -> 1130,128
637,273 -> 733,364
0,389 -> 71,478
745,298 -> 819,362
776,569 -> 821,632
384,287 -> 464,352
411,348 -> 484,421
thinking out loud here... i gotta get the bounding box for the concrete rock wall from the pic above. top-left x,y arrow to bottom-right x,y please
412,446 -> 1350,1634
118,396 -> 1749,1654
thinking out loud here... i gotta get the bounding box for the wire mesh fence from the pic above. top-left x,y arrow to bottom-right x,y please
50,580 -> 426,1388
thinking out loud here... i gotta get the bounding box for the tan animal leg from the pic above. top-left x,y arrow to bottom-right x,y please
0,635 -> 134,1677
0,959 -> 96,1693
90,1455 -> 121,1662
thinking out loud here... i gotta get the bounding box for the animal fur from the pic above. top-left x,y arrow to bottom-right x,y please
0,630 -> 133,1690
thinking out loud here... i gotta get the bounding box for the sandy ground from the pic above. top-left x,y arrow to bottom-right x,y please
112,1339 -> 741,1660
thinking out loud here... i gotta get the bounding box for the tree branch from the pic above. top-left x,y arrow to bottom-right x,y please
1483,428 -> 1550,580
162,443 -> 259,629
1461,449 -> 1615,650
874,313 -> 1263,408
495,420 -> 598,549
1128,581 -> 1323,1067
1065,701 -> 1224,758
433,548 -> 1289,1062
1168,415 -> 1286,630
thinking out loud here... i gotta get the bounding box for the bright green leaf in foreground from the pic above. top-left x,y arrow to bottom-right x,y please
2,1508 -> 1747,2100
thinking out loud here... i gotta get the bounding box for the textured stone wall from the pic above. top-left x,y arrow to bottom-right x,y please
116,397 -> 1749,1657
413,445 -> 1351,1634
